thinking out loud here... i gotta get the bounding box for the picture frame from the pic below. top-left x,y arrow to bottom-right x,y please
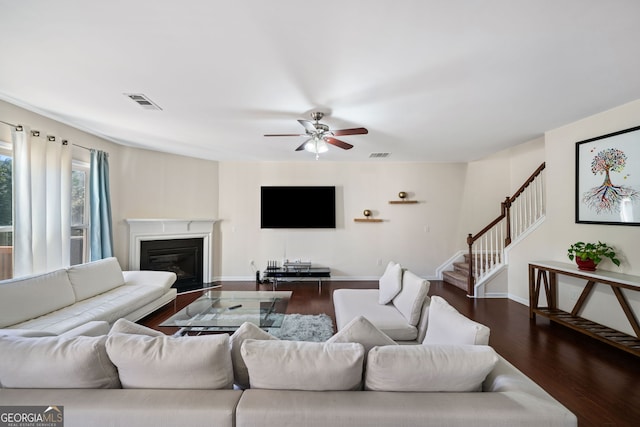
575,125 -> 640,225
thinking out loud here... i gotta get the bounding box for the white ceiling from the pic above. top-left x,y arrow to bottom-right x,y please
2,0 -> 640,162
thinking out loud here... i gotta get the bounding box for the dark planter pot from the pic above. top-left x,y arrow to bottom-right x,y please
575,257 -> 597,271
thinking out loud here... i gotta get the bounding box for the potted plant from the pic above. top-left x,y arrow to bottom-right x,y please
567,241 -> 621,271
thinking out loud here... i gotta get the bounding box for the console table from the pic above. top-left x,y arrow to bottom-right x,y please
529,261 -> 640,357
263,266 -> 331,292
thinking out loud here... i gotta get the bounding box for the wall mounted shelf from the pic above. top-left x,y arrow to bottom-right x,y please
354,218 -> 383,223
389,200 -> 418,204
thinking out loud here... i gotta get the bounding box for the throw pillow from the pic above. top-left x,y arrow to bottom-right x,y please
241,339 -> 365,391
109,318 -> 164,337
378,261 -> 403,304
105,333 -> 233,389
364,344 -> 499,392
422,296 -> 490,345
0,335 -> 120,389
229,322 -> 279,389
392,270 -> 430,325
326,315 -> 397,356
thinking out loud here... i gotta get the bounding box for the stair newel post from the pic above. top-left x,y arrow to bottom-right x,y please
503,196 -> 512,247
467,233 -> 475,297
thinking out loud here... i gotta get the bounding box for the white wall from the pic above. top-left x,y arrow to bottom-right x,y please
0,100 -> 220,271
217,161 -> 468,280
507,100 -> 640,335
454,137 -> 546,245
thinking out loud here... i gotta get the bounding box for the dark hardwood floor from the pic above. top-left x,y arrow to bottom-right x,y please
141,279 -> 640,427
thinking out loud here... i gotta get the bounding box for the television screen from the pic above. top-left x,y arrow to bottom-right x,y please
261,186 -> 336,229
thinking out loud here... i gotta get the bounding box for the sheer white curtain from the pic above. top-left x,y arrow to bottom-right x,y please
12,127 -> 71,276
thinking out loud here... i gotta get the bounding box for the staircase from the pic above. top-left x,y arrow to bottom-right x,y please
443,253 -> 501,293
442,258 -> 469,291
442,163 -> 546,297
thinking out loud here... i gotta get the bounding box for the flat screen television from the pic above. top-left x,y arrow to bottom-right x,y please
261,186 -> 336,229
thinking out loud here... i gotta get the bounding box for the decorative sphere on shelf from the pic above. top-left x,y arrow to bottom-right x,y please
398,191 -> 407,199
363,209 -> 372,217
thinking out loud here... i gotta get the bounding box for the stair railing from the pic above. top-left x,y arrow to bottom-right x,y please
466,163 -> 546,296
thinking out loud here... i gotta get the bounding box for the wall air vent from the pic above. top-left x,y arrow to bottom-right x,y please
124,93 -> 162,110
369,152 -> 390,158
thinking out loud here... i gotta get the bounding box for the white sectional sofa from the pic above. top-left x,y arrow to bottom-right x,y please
0,259 -> 576,427
0,257 -> 176,335
0,318 -> 577,427
334,262 -> 433,343
334,261 -> 491,347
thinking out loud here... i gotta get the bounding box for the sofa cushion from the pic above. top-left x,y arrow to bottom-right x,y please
241,340 -> 365,391
378,261 -> 403,304
327,315 -> 397,356
392,270 -> 430,326
10,280 -> 168,334
0,335 -> 120,388
334,289 -> 419,341
423,296 -> 491,345
59,321 -> 111,337
365,344 -> 499,392
230,322 -> 279,389
0,269 -> 76,328
109,318 -> 165,337
106,333 -> 234,389
67,257 -> 125,301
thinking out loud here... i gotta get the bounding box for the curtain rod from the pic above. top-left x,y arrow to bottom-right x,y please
0,120 -> 23,131
72,143 -> 109,155
1,119 -> 107,154
73,143 -> 91,151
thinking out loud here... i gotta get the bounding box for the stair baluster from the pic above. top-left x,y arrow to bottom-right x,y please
444,163 -> 546,297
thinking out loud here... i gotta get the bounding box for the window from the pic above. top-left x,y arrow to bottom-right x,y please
71,161 -> 90,265
0,142 -> 12,280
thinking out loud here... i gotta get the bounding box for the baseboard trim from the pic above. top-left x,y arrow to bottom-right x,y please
508,293 -> 529,306
481,292 -> 509,298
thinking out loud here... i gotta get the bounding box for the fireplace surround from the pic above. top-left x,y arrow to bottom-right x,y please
126,219 -> 216,291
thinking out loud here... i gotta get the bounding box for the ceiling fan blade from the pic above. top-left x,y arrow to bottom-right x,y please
298,119 -> 317,133
295,138 -> 312,151
325,137 -> 353,150
332,127 -> 368,136
264,133 -> 306,137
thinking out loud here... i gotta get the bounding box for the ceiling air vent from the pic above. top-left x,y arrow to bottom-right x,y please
124,93 -> 162,110
369,152 -> 390,158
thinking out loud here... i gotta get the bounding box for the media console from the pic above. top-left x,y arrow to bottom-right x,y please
263,264 -> 331,292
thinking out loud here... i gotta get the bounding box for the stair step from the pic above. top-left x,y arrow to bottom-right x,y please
453,262 -> 469,274
442,270 -> 467,292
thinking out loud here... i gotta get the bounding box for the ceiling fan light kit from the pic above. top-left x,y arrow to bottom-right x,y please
304,137 -> 329,160
264,111 -> 368,159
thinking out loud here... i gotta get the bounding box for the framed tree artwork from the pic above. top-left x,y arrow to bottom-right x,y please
575,125 -> 640,225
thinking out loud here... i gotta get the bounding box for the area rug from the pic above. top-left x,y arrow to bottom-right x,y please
268,313 -> 334,342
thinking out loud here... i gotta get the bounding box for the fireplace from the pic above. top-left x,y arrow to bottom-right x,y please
126,218 -> 217,293
140,238 -> 203,291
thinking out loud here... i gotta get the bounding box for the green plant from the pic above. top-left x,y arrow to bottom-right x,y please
567,241 -> 620,266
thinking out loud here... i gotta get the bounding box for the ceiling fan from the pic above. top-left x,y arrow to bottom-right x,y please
264,112 -> 368,159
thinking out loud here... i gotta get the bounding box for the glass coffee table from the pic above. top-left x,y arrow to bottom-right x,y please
159,290 -> 291,334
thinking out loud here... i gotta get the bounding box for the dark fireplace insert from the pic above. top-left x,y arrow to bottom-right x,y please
140,238 -> 203,292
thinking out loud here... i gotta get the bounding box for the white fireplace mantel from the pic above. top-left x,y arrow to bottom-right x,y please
126,218 -> 217,282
